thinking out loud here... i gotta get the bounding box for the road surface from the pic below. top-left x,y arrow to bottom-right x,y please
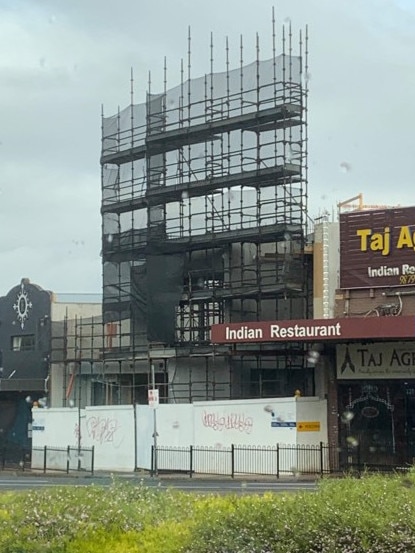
0,473 -> 318,494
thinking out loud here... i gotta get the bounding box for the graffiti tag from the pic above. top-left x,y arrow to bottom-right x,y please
202,411 -> 254,434
86,416 -> 121,444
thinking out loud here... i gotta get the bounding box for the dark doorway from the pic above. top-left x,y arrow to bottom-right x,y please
338,381 -> 415,469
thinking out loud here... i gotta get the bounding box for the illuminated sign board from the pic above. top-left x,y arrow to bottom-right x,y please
340,206 -> 415,289
337,342 -> 415,379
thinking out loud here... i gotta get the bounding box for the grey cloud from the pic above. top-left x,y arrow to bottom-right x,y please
1,0 -> 415,293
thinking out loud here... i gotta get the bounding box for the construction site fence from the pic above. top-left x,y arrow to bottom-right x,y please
31,446 -> 95,475
150,443 -> 413,478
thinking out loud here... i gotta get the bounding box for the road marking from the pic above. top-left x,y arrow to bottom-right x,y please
247,482 -> 317,486
0,478 -> 49,484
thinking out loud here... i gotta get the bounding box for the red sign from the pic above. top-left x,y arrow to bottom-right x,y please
211,316 -> 415,344
340,206 -> 415,289
148,389 -> 159,408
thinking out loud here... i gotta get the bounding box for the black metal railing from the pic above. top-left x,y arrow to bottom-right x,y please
31,446 -> 95,474
0,444 -> 31,471
150,443 -> 332,478
150,443 -> 413,478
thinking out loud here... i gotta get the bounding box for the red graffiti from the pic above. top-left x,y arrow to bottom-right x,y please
202,411 -> 254,434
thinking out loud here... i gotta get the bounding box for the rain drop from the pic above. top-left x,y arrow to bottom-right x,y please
302,71 -> 311,86
339,161 -> 352,174
341,410 -> 354,423
346,436 -> 359,448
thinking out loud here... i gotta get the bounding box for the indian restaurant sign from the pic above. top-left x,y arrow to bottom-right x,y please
340,206 -> 415,289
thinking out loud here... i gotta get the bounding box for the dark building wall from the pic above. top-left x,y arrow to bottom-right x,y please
334,286 -> 415,318
0,279 -> 51,389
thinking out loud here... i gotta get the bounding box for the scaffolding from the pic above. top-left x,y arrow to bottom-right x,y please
100,13 -> 312,403
50,312 -> 165,407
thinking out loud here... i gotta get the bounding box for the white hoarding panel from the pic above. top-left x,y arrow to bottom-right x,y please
84,405 -> 135,471
135,403 -> 193,471
32,408 -> 79,448
296,398 -> 328,444
193,398 -> 298,448
31,397 -> 328,473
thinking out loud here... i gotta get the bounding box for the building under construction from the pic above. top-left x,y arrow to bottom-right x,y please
100,17 -> 312,404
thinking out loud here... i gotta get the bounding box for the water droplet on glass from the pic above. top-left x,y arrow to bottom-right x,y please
341,411 -> 354,423
263,404 -> 274,414
302,71 -> 311,86
346,436 -> 359,448
283,17 -> 291,25
291,467 -> 301,478
172,421 -> 179,429
307,350 -> 320,365
39,57 -> 46,68
181,191 -> 189,200
241,481 -> 247,488
68,399 -> 75,408
107,234 -> 113,243
48,15 -> 57,24
339,161 -> 352,174
369,446 -> 377,453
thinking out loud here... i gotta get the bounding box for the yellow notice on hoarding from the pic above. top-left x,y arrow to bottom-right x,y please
297,421 -> 320,432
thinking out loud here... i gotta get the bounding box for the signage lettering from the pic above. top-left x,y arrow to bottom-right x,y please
397,226 -> 415,250
269,323 -> 341,338
357,225 -> 415,257
225,327 -> 263,340
337,342 -> 415,379
212,316 -> 415,344
357,227 -> 390,256
340,208 -> 415,289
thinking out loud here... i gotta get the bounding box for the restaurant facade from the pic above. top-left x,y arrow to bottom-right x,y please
212,206 -> 415,468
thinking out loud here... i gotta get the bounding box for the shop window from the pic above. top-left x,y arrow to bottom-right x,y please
11,335 -> 35,352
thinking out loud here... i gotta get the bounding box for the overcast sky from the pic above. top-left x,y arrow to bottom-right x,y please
0,0 -> 414,294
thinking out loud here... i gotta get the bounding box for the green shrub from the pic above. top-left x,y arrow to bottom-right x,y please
0,473 -> 414,552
